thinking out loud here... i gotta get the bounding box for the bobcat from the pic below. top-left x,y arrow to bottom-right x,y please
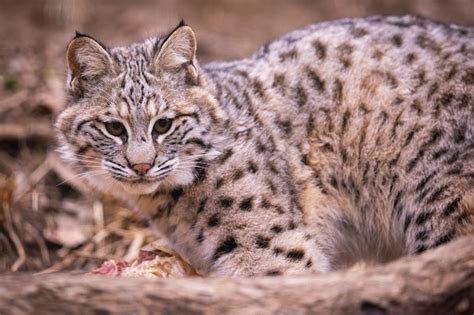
56,16 -> 474,276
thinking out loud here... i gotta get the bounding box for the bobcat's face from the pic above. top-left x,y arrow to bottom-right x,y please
56,25 -> 224,195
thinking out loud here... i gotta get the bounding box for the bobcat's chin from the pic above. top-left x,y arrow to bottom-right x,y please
119,181 -> 161,195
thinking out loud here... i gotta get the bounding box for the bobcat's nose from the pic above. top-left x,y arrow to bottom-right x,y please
132,163 -> 151,176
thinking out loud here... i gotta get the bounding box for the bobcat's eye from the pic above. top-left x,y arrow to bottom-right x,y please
153,118 -> 173,134
105,121 -> 126,137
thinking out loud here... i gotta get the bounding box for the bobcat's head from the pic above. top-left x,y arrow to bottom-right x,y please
56,22 -> 226,196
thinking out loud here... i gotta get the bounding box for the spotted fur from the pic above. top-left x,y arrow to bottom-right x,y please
56,16 -> 474,276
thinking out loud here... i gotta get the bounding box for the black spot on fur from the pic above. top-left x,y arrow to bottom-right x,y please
403,128 -> 418,147
185,138 -> 208,148
410,100 -> 423,116
443,197 -> 461,217
279,48 -> 298,62
213,236 -> 238,261
446,65 -> 458,80
247,161 -> 258,173
267,161 -> 279,174
461,68 -> 474,84
332,79 -> 343,106
393,191 -> 403,217
406,149 -> 425,173
305,259 -> 313,268
260,197 -> 271,208
219,148 -> 234,164
271,225 -> 283,234
427,82 -> 439,101
232,168 -> 245,182
426,184 -> 449,204
415,170 -> 438,192
432,147 -> 449,160
306,68 -> 325,93
337,43 -> 353,68
256,139 -> 267,153
288,221 -> 296,230
265,270 -> 282,276
277,120 -> 292,135
197,198 -> 207,214
434,230 -> 455,247
239,197 -> 254,211
252,79 -> 266,98
453,124 -> 466,143
416,230 -> 429,242
457,212 -> 470,225
255,235 -> 270,248
415,211 -> 433,225
445,151 -> 459,165
404,213 -> 413,232
424,129 -> 444,148
391,34 -> 403,47
351,27 -> 368,38
415,244 -> 427,254
312,40 -> 326,60
218,197 -> 234,208
405,52 -> 417,64
171,187 -> 183,202
341,109 -> 351,133
274,206 -> 285,214
301,154 -> 310,165
295,84 -> 308,107
273,247 -> 284,255
416,34 -> 441,54
196,230 -> 205,243
321,142 -> 334,152
208,213 -> 221,227
286,249 -> 305,261
446,165 -> 463,176
215,177 -> 225,189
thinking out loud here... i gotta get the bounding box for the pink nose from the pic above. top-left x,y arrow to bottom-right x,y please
132,163 -> 151,175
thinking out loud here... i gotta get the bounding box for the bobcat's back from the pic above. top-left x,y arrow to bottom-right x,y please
205,15 -> 474,268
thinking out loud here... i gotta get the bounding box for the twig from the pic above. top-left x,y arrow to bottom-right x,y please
0,123 -> 53,140
123,232 -> 145,263
0,90 -> 28,115
49,153 -> 92,195
13,155 -> 52,202
3,204 -> 26,272
24,222 -> 51,266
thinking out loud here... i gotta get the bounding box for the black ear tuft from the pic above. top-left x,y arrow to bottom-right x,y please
166,19 -> 188,39
155,22 -> 197,74
178,19 -> 187,28
157,20 -> 190,55
70,32 -> 109,52
74,30 -> 85,38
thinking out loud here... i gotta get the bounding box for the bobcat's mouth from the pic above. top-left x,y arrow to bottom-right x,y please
118,179 -> 161,195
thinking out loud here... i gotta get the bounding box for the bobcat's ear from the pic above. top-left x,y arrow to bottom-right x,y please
66,33 -> 114,95
156,21 -> 198,81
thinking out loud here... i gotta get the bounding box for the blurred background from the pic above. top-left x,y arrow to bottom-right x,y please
0,0 -> 473,274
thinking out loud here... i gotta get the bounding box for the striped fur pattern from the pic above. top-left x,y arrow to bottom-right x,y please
56,16 -> 474,276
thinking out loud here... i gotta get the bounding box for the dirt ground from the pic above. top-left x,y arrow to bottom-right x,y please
0,0 -> 473,273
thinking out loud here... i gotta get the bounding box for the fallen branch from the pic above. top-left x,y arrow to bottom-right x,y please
0,123 -> 54,141
0,235 -> 473,315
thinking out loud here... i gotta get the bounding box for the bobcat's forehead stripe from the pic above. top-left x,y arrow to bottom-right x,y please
118,101 -> 130,118
56,15 -> 474,276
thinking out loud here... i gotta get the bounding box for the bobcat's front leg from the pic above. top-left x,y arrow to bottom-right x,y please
202,222 -> 330,276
